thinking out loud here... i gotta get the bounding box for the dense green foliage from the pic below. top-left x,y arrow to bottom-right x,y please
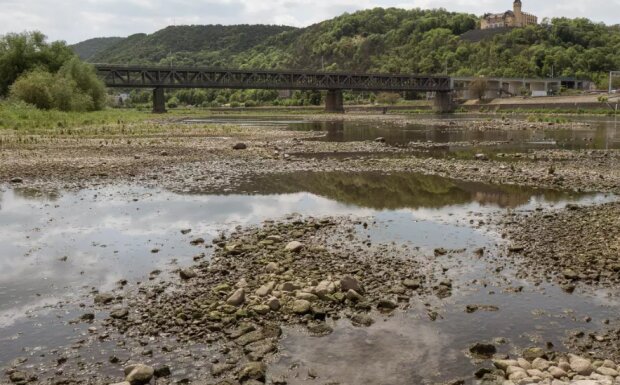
87,8 -> 620,87
0,32 -> 106,111
0,31 -> 75,96
88,25 -> 296,66
10,58 -> 107,111
71,37 -> 124,61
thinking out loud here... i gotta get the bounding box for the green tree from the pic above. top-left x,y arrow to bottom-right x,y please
0,31 -> 73,96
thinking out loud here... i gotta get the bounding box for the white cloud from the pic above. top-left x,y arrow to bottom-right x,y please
0,0 -> 618,43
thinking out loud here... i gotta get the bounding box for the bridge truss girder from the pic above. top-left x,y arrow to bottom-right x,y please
95,65 -> 452,93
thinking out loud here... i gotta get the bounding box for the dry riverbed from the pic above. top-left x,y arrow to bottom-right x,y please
1,112 -> 620,385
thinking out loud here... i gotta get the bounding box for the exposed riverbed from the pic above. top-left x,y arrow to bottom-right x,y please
1,113 -> 619,385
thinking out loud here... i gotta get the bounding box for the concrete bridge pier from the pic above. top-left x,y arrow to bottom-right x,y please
325,90 -> 345,113
433,91 -> 455,113
153,88 -> 167,114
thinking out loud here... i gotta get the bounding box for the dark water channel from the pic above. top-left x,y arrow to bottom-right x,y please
0,172 -> 618,384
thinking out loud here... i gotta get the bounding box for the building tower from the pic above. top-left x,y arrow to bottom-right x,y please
513,0 -> 523,26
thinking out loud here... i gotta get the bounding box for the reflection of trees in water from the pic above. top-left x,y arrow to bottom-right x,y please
12,188 -> 60,202
239,172 -> 577,210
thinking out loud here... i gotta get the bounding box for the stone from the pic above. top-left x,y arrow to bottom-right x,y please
508,370 -> 528,382
434,248 -> 448,256
255,282 -> 276,297
125,364 -> 154,384
94,292 -> 115,305
596,366 -> 619,376
110,308 -> 129,319
315,280 -> 336,297
285,241 -> 304,252
493,360 -> 520,371
9,371 -> 27,383
340,276 -> 362,293
563,269 -> 579,280
245,341 -> 277,361
377,299 -> 398,311
267,297 -> 281,311
532,358 -> 551,371
211,363 -> 235,376
345,289 -> 363,302
238,362 -> 266,382
280,282 -> 301,292
265,262 -> 279,273
226,288 -> 245,306
469,343 -> 497,358
292,299 -> 311,314
506,366 -> 526,376
307,323 -> 333,336
403,279 -> 421,289
10,177 -> 23,184
518,358 -> 532,370
522,347 -> 546,361
296,292 -> 319,301
350,313 -> 374,327
526,369 -> 545,378
374,137 -> 386,143
233,143 -> 247,150
190,238 -> 205,245
179,268 -> 197,280
569,354 -> 594,376
154,365 -> 171,378
251,305 -> 270,315
235,330 -> 265,346
548,366 -> 567,379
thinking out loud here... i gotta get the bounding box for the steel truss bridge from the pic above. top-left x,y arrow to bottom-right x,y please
94,65 -> 454,113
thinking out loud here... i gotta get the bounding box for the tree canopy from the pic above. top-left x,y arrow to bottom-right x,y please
1,32 -> 106,111
83,9 -> 620,87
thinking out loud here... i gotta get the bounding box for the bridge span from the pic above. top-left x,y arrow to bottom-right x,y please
95,65 -> 454,113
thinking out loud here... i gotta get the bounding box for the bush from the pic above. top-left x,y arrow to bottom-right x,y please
57,57 -> 106,110
9,59 -> 106,111
9,69 -> 55,109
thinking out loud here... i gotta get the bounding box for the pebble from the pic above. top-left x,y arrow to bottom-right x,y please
226,288 -> 246,306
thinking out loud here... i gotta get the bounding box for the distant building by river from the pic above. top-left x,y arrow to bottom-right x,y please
481,0 -> 538,30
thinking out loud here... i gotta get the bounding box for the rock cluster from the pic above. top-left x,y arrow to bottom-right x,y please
99,217 -> 429,384
503,202 -> 620,288
482,351 -> 620,385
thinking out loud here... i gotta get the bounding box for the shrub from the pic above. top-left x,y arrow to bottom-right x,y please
9,59 -> 106,111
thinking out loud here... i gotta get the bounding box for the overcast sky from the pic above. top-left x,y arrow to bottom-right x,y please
0,0 -> 618,44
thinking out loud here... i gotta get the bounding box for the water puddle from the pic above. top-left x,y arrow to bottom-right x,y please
0,171 -> 617,382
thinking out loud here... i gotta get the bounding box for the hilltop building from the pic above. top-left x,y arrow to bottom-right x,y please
481,0 -> 538,30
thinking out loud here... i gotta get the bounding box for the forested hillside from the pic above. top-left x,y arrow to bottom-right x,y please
71,37 -> 124,61
80,8 -> 620,87
86,25 -> 296,66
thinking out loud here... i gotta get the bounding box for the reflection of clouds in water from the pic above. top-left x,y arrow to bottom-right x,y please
275,315 -> 459,384
0,188 -> 376,319
0,295 -> 64,328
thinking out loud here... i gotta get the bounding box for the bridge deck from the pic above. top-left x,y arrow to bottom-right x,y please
95,65 -> 452,92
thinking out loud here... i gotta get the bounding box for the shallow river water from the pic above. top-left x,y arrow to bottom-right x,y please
1,170 -> 618,383
186,114 -> 620,152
